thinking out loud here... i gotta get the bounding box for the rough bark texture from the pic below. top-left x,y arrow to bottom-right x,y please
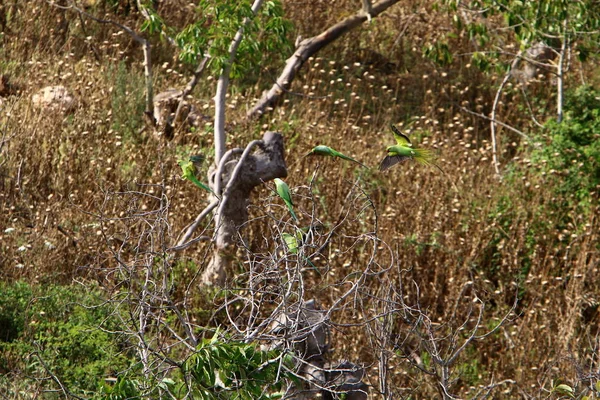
153,89 -> 209,140
510,41 -> 557,83
247,0 -> 400,119
201,131 -> 288,285
269,300 -> 369,399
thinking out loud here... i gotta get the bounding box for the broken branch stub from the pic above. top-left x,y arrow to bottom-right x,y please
268,300 -> 369,400
201,131 -> 287,285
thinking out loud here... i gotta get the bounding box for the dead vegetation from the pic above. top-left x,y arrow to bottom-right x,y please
1,1 -> 599,398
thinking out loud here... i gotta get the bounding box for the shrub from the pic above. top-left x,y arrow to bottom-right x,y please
0,281 -> 131,395
531,85 -> 600,217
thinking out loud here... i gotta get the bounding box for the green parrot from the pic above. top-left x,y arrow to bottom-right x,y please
282,224 -> 325,254
282,232 -> 300,254
178,158 -> 213,193
307,145 -> 368,168
282,225 -> 325,273
274,178 -> 298,221
379,124 -> 441,172
189,154 -> 205,169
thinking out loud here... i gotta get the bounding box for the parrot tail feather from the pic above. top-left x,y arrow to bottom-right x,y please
414,148 -> 444,173
413,148 -> 435,166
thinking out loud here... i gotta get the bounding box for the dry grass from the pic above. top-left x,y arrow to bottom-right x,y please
1,1 -> 599,398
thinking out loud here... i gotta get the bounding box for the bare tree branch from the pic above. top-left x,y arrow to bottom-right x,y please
214,0 -> 265,163
56,1 -> 155,118
247,0 -> 401,119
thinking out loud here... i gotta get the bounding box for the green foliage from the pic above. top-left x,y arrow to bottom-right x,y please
109,62 -> 146,143
530,85 -> 600,215
438,0 -> 600,71
457,355 -> 483,386
423,41 -> 453,66
0,282 -> 130,395
550,380 -> 575,398
0,281 -> 31,344
93,331 -> 294,399
139,3 -> 168,37
182,331 -> 293,399
95,376 -> 142,400
173,0 -> 292,79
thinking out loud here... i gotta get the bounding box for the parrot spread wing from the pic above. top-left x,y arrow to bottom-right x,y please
390,124 -> 412,147
189,154 -> 205,167
379,154 -> 412,171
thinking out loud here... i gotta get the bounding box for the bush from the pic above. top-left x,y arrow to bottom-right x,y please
0,281 -> 131,396
531,85 -> 600,216
94,333 -> 294,400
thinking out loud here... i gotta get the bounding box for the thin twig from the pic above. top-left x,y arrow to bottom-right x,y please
490,69 -> 513,176
175,199 -> 219,248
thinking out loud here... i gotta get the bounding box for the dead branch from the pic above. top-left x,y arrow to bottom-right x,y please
247,0 -> 400,119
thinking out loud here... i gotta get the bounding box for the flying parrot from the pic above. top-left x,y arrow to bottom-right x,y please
189,154 -> 205,170
274,178 -> 298,221
307,145 -> 368,168
379,124 -> 442,172
178,158 -> 213,193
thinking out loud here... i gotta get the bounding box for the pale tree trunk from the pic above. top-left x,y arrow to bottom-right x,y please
556,19 -> 569,123
141,40 -> 153,119
247,0 -> 400,119
214,0 -> 265,163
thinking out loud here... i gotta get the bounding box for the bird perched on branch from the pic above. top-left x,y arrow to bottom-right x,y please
274,178 -> 298,221
307,145 -> 368,168
282,223 -> 325,254
379,124 -> 442,172
282,224 -> 325,273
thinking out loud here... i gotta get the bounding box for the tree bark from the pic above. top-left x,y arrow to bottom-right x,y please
201,131 -> 288,285
214,0 -> 265,163
247,0 -> 400,119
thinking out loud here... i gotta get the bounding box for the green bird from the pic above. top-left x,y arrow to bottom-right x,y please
379,124 -> 441,172
282,232 -> 300,254
281,225 -> 324,273
189,154 -> 205,169
307,145 -> 368,168
274,178 -> 298,221
178,158 -> 213,193
282,224 -> 325,254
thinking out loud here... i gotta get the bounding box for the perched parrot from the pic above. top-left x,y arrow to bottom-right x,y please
282,225 -> 324,273
282,232 -> 300,254
307,145 -> 368,168
282,224 -> 325,254
274,178 -> 298,221
379,124 -> 441,172
178,158 -> 213,193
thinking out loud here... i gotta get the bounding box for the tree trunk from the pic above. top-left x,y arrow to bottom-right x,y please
214,0 -> 265,163
201,131 -> 288,285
